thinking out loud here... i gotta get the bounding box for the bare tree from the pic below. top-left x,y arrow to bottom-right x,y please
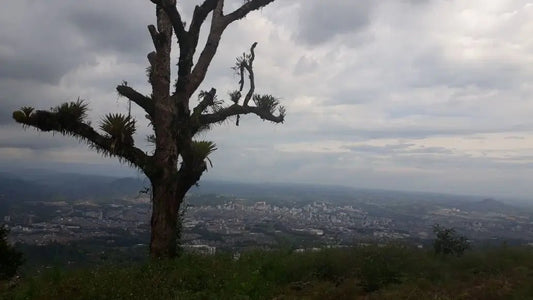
12,0 -> 284,258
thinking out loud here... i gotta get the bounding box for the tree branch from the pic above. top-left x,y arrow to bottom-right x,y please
177,160 -> 206,191
242,42 -> 257,107
147,25 -> 162,49
223,0 -> 275,25
147,51 -> 157,66
192,88 -> 217,118
186,0 -> 226,98
116,85 -> 154,117
186,0 -> 275,99
193,42 -> 285,130
176,0 -> 219,90
13,108 -> 152,173
149,1 -> 173,108
150,0 -> 186,44
189,0 -> 219,41
199,103 -> 284,126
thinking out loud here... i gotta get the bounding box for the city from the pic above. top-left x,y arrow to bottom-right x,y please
5,183 -> 533,257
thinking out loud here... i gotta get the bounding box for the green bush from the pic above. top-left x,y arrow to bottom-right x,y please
433,224 -> 470,257
0,225 -> 24,280
2,245 -> 533,299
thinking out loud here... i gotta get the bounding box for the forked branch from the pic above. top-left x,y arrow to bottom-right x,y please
150,0 -> 186,43
186,0 -> 274,98
239,42 -> 257,107
189,0 -> 219,43
193,42 -> 285,129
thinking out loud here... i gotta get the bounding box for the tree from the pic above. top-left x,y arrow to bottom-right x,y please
12,0 -> 284,258
0,225 -> 24,280
432,224 -> 470,257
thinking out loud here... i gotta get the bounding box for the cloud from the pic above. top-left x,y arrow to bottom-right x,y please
0,0 -> 153,85
1,0 -> 533,199
295,1 -> 374,45
293,56 -> 319,76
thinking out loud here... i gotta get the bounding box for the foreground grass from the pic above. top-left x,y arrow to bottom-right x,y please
1,245 -> 533,299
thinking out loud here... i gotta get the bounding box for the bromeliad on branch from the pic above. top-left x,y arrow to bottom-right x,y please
13,0 -> 284,258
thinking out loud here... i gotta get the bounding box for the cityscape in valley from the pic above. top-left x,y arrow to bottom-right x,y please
2,171 -> 533,264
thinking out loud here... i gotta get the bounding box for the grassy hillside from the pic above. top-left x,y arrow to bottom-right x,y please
2,245 -> 533,299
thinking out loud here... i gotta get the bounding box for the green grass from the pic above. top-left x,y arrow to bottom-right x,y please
2,245 -> 533,299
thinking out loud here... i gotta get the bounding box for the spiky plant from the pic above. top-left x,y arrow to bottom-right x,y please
191,140 -> 217,168
52,99 -> 89,125
20,107 -> 35,118
100,114 -> 136,149
253,94 -> 285,116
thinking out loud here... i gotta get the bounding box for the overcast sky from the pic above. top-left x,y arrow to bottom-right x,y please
1,0 -> 532,199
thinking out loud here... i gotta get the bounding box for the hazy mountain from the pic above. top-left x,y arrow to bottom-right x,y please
0,171 -> 146,204
1,169 -> 530,214
0,173 -> 52,202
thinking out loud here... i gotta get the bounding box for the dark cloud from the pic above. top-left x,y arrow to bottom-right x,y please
406,147 -> 453,154
403,0 -> 430,4
0,80 -> 71,125
344,144 -> 453,155
0,0 -> 153,85
410,50 -> 524,89
66,5 -> 152,56
326,88 -> 381,106
0,140 -> 67,151
0,55 -> 79,85
0,107 -> 13,125
384,105 -> 470,119
345,143 -> 415,154
0,125 -> 81,150
296,1 -> 374,45
392,152 -> 533,170
0,4 -> 83,84
314,127 -> 492,140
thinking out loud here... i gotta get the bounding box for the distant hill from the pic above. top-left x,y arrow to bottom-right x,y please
1,169 -> 530,214
0,174 -> 52,202
0,174 -> 53,215
190,180 -> 486,205
457,198 -> 523,214
0,171 -> 146,206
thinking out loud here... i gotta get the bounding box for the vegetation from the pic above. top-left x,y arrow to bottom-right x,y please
0,225 -> 24,280
12,0 -> 284,258
433,224 -> 470,257
2,245 -> 533,299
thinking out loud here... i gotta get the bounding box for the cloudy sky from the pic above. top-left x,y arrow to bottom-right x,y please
1,0 -> 532,199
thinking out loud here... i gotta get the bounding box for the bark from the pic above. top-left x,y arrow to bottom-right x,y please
148,1 -> 182,258
149,173 -> 185,258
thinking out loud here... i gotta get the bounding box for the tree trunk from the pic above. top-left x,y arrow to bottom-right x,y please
149,175 -> 186,258
12,0 -> 282,260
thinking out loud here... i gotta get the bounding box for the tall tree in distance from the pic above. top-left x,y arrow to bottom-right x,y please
12,0 -> 285,258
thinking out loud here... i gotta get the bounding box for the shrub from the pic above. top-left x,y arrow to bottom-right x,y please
433,224 -> 470,257
357,246 -> 412,292
0,224 -> 24,280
